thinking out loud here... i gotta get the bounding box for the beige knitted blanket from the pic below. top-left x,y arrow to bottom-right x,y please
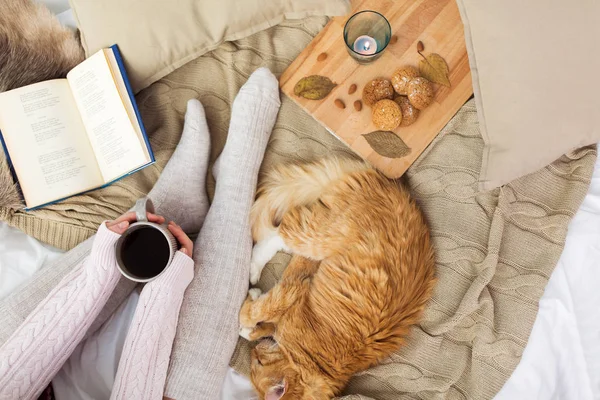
0,16 -> 596,399
232,101 -> 596,399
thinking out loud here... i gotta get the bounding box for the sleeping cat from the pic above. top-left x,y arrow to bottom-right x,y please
239,158 -> 437,400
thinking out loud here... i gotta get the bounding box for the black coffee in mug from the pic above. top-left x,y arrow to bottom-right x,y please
119,227 -> 171,279
115,197 -> 179,282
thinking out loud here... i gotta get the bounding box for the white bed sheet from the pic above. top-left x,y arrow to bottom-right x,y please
0,223 -> 62,301
1,2 -> 597,399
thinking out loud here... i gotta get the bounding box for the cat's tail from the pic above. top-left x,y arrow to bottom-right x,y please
250,157 -> 369,242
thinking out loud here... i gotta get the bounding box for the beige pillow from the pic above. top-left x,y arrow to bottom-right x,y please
457,0 -> 600,190
70,0 -> 350,93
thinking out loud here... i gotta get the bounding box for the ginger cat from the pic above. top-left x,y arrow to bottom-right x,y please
239,158 -> 436,400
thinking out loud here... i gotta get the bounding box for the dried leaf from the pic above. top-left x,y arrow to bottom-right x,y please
294,75 -> 337,100
417,41 -> 424,53
362,131 -> 411,159
419,53 -> 451,87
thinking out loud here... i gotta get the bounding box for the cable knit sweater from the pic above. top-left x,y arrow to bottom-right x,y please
0,223 -> 193,400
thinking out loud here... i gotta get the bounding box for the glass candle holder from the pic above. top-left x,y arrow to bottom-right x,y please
343,10 -> 391,64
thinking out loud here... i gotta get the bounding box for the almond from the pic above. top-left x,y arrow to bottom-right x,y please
334,99 -> 346,109
354,100 -> 362,111
348,84 -> 357,95
317,52 -> 328,62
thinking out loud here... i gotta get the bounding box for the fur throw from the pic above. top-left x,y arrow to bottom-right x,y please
0,158 -> 21,209
0,0 -> 84,208
0,0 -> 84,91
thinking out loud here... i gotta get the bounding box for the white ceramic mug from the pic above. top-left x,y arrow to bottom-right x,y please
115,197 -> 178,282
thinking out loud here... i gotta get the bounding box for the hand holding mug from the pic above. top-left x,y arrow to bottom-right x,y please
106,212 -> 192,256
166,221 -> 193,256
107,198 -> 194,282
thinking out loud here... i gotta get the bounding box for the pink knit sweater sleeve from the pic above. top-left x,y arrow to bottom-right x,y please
110,252 -> 193,400
0,223 -> 122,400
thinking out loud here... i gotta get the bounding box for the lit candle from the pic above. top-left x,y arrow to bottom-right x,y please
353,35 -> 378,55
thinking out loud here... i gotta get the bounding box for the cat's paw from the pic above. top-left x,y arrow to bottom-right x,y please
249,233 -> 288,284
239,326 -> 254,341
250,262 -> 264,285
249,243 -> 267,284
248,288 -> 262,300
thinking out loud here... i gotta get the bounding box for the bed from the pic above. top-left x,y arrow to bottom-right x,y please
3,159 -> 599,400
1,1 -> 597,399
3,162 -> 599,400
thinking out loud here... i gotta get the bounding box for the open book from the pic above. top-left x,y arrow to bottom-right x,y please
0,45 -> 154,210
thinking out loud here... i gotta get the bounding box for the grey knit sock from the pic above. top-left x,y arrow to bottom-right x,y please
0,99 -> 211,347
164,67 -> 280,400
148,98 -> 211,233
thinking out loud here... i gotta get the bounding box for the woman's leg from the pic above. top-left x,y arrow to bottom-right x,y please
143,99 -> 211,234
164,67 -> 280,400
0,99 -> 211,346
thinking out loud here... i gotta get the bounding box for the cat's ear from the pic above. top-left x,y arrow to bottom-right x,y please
265,381 -> 286,400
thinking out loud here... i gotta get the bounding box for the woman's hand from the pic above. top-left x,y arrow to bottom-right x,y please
106,211 -> 165,234
168,221 -> 193,257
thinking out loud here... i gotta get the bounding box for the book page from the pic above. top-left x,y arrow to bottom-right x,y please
104,48 -> 151,161
67,50 -> 150,183
0,80 -> 104,208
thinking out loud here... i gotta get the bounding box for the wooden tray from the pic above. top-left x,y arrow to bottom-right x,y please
279,0 -> 472,178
